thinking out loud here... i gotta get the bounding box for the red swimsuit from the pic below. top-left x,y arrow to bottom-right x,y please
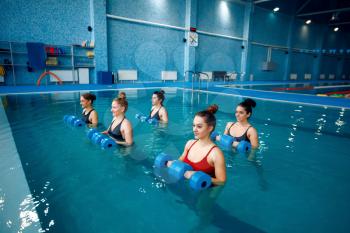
183,140 -> 217,177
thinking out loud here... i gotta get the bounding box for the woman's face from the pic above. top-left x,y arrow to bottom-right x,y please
152,94 -> 160,106
235,105 -> 250,122
80,96 -> 91,108
111,101 -> 124,117
193,116 -> 212,139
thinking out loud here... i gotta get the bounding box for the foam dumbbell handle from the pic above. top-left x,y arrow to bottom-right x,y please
219,134 -> 235,148
169,160 -> 193,182
91,132 -> 105,145
147,118 -> 158,125
210,131 -> 219,141
67,116 -> 77,125
236,141 -> 252,153
73,119 -> 85,127
154,153 -> 173,168
189,171 -> 212,191
87,128 -> 98,139
101,138 -> 117,149
63,115 -> 71,123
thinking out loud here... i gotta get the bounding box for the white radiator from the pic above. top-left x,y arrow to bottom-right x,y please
118,70 -> 137,81
290,73 -> 297,80
50,70 -> 78,82
304,74 -> 312,80
161,71 -> 177,81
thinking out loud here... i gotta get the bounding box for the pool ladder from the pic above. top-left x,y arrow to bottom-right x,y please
185,71 -> 210,91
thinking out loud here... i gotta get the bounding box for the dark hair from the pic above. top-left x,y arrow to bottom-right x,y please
238,98 -> 256,116
81,93 -> 96,104
195,104 -> 218,132
153,90 -> 165,105
113,97 -> 128,112
118,92 -> 126,99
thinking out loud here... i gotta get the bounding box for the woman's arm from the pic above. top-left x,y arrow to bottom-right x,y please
160,107 -> 168,123
247,127 -> 259,149
90,110 -> 98,125
116,120 -> 133,146
211,148 -> 226,185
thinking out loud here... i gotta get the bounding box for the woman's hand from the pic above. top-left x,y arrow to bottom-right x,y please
184,170 -> 195,179
232,141 -> 239,148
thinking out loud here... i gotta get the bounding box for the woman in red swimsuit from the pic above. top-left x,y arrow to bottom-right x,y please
169,104 -> 226,186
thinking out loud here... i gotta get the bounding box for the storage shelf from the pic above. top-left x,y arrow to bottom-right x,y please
1,41 -> 95,86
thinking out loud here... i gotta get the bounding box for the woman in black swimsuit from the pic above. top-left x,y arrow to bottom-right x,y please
149,90 -> 168,123
102,97 -> 133,146
219,98 -> 259,149
80,93 -> 98,126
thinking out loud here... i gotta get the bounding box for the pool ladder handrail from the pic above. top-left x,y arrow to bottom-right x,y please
185,71 -> 209,91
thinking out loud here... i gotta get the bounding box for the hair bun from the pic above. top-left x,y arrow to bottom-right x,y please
207,104 -> 218,114
243,98 -> 256,108
160,90 -> 165,95
91,94 -> 96,101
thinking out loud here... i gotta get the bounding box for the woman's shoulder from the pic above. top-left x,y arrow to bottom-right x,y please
225,122 -> 235,128
247,125 -> 257,134
185,139 -> 196,148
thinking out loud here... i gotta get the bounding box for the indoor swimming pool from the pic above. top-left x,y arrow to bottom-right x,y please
1,88 -> 350,233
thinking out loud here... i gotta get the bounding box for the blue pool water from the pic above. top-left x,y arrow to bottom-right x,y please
220,82 -> 350,95
1,88 -> 350,233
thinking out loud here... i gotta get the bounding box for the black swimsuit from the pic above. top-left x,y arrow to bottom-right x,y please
227,123 -> 251,142
149,106 -> 162,121
82,109 -> 95,124
108,117 -> 125,141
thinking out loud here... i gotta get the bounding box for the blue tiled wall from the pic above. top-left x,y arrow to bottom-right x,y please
1,0 -> 350,85
195,0 -> 245,74
0,0 -> 97,85
107,0 -> 186,81
107,20 -> 185,81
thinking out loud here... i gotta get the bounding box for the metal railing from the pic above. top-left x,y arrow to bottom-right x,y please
185,71 -> 209,91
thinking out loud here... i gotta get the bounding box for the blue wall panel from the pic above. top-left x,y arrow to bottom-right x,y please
107,0 -> 186,27
249,45 -> 287,81
107,20 -> 185,81
197,0 -> 245,38
291,20 -> 324,49
289,52 -> 315,80
195,35 -> 242,72
0,0 -> 96,85
320,55 -> 340,77
251,7 -> 291,46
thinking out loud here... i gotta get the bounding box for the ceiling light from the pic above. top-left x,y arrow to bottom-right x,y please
273,7 -> 279,12
334,27 -> 339,32
305,20 -> 311,24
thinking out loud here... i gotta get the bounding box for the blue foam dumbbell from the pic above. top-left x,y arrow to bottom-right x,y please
189,171 -> 212,191
67,116 -> 78,125
147,117 -> 158,125
91,132 -> 105,145
135,113 -> 148,122
210,131 -> 219,141
100,138 -> 117,149
168,160 -> 193,182
236,140 -> 252,153
63,115 -> 71,123
87,128 -> 98,139
73,119 -> 85,127
154,153 -> 172,168
219,134 -> 235,148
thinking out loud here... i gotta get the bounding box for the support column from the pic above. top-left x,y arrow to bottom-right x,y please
184,0 -> 197,81
241,2 -> 253,81
91,0 -> 108,84
283,16 -> 296,81
312,26 -> 328,85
